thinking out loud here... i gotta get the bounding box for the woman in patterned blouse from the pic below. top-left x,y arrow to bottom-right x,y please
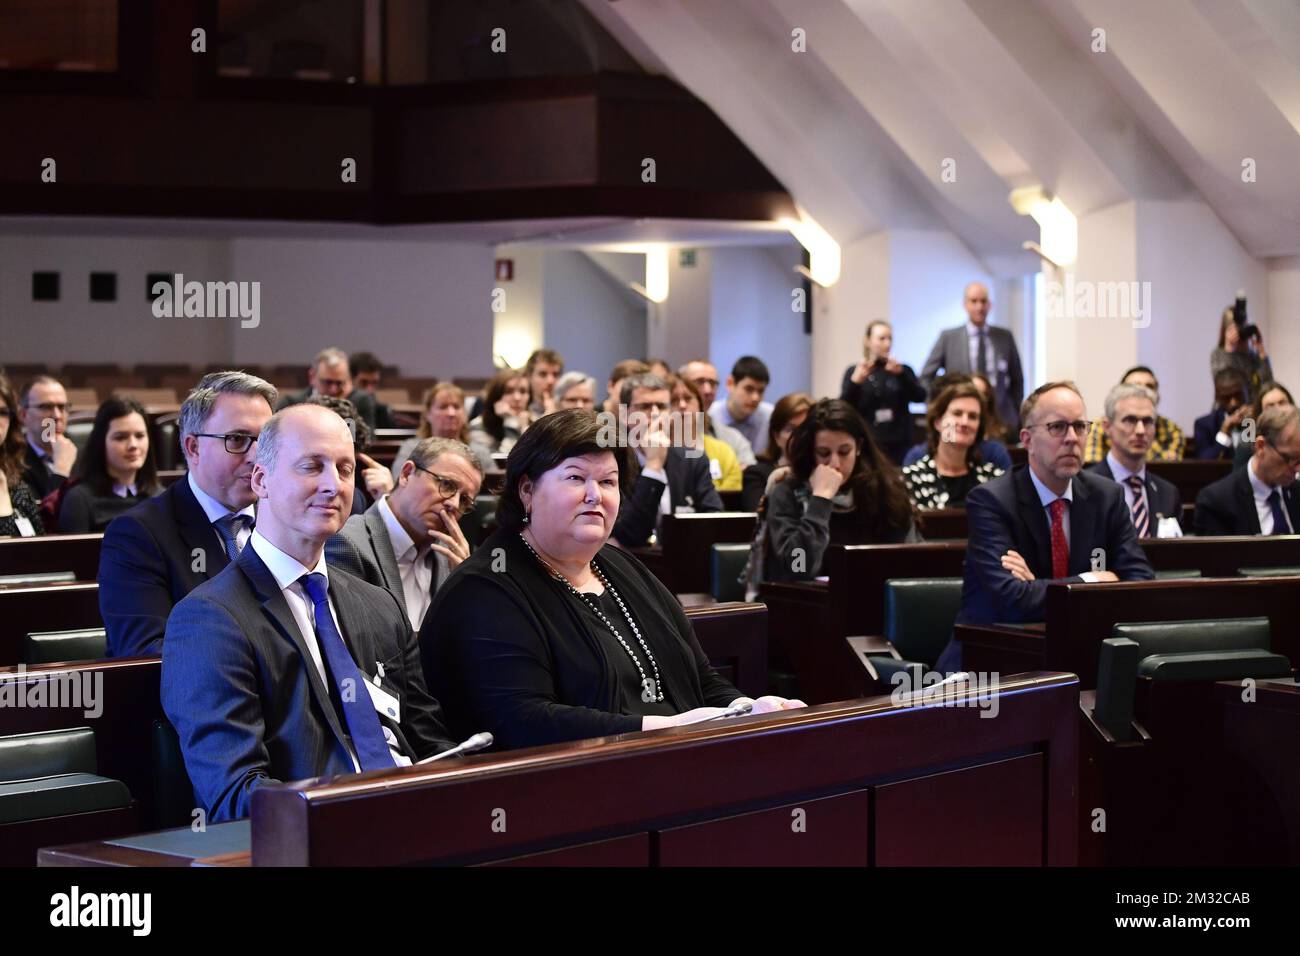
902,381 -> 1004,510
0,372 -> 44,538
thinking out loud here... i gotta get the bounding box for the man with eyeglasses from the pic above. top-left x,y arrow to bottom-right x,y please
1194,404 -> 1300,536
1086,383 -> 1183,537
936,381 -> 1154,671
1082,366 -> 1186,463
17,375 -> 79,497
326,437 -> 483,631
276,346 -> 380,433
100,371 -> 277,657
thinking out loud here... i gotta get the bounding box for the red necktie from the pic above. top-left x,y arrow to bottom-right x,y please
1049,498 -> 1069,579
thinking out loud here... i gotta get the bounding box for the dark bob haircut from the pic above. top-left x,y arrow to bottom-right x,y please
497,408 -> 619,531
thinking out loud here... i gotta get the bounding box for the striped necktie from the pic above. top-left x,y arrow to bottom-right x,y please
1126,475 -> 1149,538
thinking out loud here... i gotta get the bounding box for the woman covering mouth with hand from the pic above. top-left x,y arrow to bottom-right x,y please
419,408 -> 803,751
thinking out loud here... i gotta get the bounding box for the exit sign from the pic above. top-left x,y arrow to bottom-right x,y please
679,249 -> 697,267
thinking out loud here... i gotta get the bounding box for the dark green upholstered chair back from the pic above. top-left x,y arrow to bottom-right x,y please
1153,569 -> 1201,580
0,727 -> 97,782
0,727 -> 131,826
23,627 -> 108,665
711,543 -> 751,604
150,719 -> 196,829
461,494 -> 499,549
1094,617 -> 1291,742
883,578 -> 964,667
0,571 -> 76,588
1237,566 -> 1300,578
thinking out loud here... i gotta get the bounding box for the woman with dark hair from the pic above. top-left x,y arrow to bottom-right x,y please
1234,381 -> 1294,471
58,395 -> 161,533
753,399 -> 919,587
902,382 -> 1004,510
391,382 -> 471,478
0,372 -> 44,537
419,409 -> 803,751
468,368 -> 532,464
1213,305 -> 1271,396
740,392 -> 813,511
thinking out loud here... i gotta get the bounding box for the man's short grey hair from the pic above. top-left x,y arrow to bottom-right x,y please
1104,383 -> 1157,422
313,346 -> 348,369
554,371 -> 597,401
409,436 -> 483,475
620,372 -> 669,408
1258,404 -> 1300,445
179,370 -> 278,440
255,404 -> 352,474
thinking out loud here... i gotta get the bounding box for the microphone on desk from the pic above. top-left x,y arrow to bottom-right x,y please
693,700 -> 754,723
417,732 -> 494,764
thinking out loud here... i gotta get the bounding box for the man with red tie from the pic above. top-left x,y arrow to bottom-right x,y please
936,382 -> 1154,672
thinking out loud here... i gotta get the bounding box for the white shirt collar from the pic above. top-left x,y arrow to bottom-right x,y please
1105,451 -> 1146,485
188,471 -> 256,525
112,481 -> 138,498
967,320 -> 988,337
1028,465 -> 1073,508
376,495 -> 418,562
249,530 -> 327,593
1247,456 -> 1276,502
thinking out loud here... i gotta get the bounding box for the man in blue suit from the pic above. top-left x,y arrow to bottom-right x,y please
936,382 -> 1154,671
1192,369 -> 1251,460
100,371 -> 278,657
162,404 -> 455,822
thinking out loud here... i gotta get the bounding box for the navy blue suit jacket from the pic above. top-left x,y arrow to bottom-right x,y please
1193,408 -> 1234,460
1194,466 -> 1300,536
161,543 -> 454,822
1085,459 -> 1183,529
100,476 -> 235,658
938,467 -> 1154,669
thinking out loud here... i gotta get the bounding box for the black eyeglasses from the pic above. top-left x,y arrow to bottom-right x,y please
1028,420 -> 1092,439
412,463 -> 476,516
194,432 -> 257,454
1267,439 -> 1300,469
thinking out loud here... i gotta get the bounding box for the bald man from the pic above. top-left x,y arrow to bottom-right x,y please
920,281 -> 1025,431
162,404 -> 455,822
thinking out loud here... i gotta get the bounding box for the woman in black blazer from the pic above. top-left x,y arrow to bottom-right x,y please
420,409 -> 803,751
58,396 -> 161,534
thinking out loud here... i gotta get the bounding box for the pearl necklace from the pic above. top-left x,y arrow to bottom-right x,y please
519,531 -> 665,703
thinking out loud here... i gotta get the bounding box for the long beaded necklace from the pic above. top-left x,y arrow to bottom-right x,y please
519,531 -> 665,703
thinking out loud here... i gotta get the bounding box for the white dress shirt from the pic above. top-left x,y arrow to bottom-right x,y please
248,532 -> 410,770
1247,457 -> 1294,535
188,472 -> 255,552
1105,451 -> 1147,516
111,481 -> 139,498
376,495 -> 434,630
1026,467 -> 1104,582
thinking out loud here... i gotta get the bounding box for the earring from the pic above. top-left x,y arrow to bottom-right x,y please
523,511 -> 531,525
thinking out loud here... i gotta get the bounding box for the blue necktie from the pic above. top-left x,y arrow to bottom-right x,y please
214,513 -> 251,563
300,573 -> 396,771
1267,489 -> 1290,536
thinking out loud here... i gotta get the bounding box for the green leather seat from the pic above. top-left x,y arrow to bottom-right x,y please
150,719 -> 196,829
869,578 -> 964,681
711,543 -> 751,603
1237,566 -> 1300,577
1153,568 -> 1201,580
0,728 -> 131,825
1094,617 -> 1291,742
0,571 -> 76,588
23,627 -> 108,665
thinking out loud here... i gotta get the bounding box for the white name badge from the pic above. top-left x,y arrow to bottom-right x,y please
1156,515 -> 1183,539
709,457 -> 723,480
14,516 -> 37,538
875,408 -> 894,424
366,679 -> 401,723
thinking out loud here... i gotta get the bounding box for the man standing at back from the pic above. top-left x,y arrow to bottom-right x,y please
100,371 -> 277,657
162,404 -> 455,822
921,282 -> 1025,432
936,382 -> 1154,671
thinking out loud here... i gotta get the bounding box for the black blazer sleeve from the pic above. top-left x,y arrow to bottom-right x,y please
687,454 -> 724,512
764,483 -> 832,582
100,510 -> 176,657
56,484 -> 93,534
900,364 -> 927,403
423,575 -> 642,751
740,462 -> 773,512
613,473 -> 666,548
1193,483 -> 1238,535
663,585 -> 743,708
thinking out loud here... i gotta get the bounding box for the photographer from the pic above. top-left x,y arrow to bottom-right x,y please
1212,298 -> 1271,396
841,319 -> 926,464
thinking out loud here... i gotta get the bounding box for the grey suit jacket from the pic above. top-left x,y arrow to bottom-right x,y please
920,324 -> 1025,430
161,542 -> 455,822
325,502 -> 449,626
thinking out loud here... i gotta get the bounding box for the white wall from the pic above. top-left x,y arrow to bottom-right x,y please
1266,256 -> 1300,392
491,244 -> 545,370
541,249 -> 645,382
0,233 -> 233,365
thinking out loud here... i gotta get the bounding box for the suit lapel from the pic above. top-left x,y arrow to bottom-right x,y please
1012,467 -> 1053,576
171,477 -> 230,578
238,546 -> 351,751
950,328 -> 971,373
330,572 -> 378,683
364,505 -> 403,595
1068,477 -> 1095,572
1234,468 -> 1262,534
